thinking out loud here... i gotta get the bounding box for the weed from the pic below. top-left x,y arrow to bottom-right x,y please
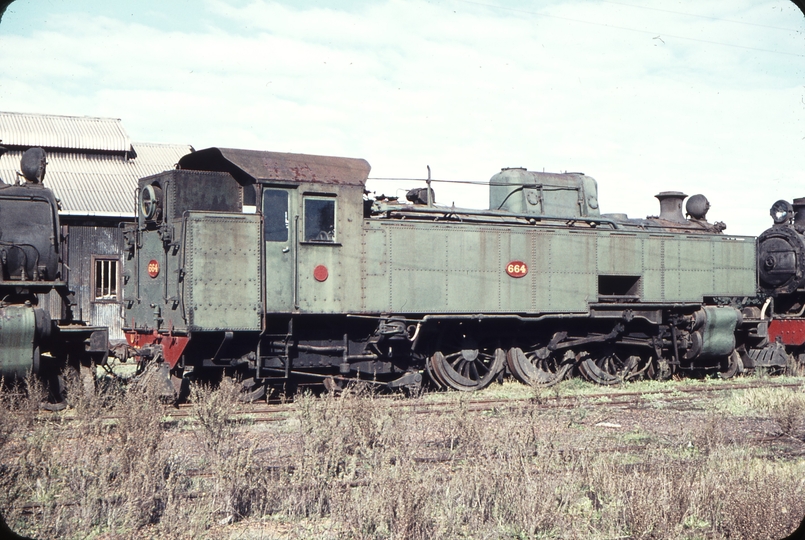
788,354 -> 805,377
1,376 -> 804,539
737,387 -> 805,437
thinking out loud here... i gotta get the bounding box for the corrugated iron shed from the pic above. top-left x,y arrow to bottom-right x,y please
0,143 -> 191,216
0,112 -> 191,216
0,111 -> 132,153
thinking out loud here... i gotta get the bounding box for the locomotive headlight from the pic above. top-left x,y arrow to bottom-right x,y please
770,199 -> 793,225
140,184 -> 163,222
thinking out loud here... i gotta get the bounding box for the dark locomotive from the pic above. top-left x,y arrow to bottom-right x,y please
0,147 -> 108,405
752,198 -> 805,371
122,147 -> 794,398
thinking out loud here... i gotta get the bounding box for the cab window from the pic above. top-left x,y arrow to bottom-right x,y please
304,197 -> 336,242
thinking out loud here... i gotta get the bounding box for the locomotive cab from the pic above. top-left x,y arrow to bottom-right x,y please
123,148 -> 372,373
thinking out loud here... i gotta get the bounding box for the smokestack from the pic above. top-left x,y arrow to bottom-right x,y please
655,191 -> 687,224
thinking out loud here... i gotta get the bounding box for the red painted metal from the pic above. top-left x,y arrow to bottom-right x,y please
125,330 -> 190,368
313,265 -> 329,282
767,319 -> 805,346
506,261 -> 528,278
147,259 -> 160,278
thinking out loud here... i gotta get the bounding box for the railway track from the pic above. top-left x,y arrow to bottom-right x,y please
31,378 -> 803,426
249,379 -> 803,421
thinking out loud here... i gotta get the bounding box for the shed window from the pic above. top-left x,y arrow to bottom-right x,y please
304,198 -> 336,242
94,258 -> 118,301
263,189 -> 289,242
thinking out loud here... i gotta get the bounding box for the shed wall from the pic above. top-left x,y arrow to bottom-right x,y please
64,219 -> 127,341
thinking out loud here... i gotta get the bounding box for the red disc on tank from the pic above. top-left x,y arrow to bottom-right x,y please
147,259 -> 160,278
313,265 -> 329,282
506,261 -> 528,278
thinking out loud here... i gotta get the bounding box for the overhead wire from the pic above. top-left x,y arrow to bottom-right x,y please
453,0 -> 805,57
370,177 -> 486,185
599,0 -> 802,32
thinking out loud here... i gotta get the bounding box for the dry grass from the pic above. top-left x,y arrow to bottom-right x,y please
731,386 -> 805,437
0,375 -> 804,539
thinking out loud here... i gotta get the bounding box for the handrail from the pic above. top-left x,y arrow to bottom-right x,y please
372,204 -> 621,229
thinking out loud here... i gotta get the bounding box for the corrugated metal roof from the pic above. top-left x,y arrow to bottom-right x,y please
0,142 -> 192,216
0,111 -> 132,153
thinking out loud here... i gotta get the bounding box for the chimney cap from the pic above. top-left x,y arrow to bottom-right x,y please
655,191 -> 688,200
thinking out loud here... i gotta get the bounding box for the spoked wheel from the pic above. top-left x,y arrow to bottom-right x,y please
425,356 -> 445,389
717,351 -> 743,379
579,350 -> 652,385
428,348 -> 505,391
506,347 -> 573,387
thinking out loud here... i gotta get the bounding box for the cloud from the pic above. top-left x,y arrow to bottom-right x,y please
0,0 -> 803,234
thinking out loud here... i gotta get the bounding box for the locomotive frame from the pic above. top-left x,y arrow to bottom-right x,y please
123,147 -> 770,396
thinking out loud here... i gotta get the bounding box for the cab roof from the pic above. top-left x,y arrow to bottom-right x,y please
178,147 -> 371,187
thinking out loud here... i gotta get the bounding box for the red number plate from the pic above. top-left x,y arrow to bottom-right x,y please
506,261 -> 528,278
147,260 -> 160,278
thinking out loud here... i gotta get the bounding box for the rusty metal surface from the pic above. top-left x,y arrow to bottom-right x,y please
178,147 -> 371,186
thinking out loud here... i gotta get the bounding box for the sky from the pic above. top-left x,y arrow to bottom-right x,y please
1,0 -> 804,236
